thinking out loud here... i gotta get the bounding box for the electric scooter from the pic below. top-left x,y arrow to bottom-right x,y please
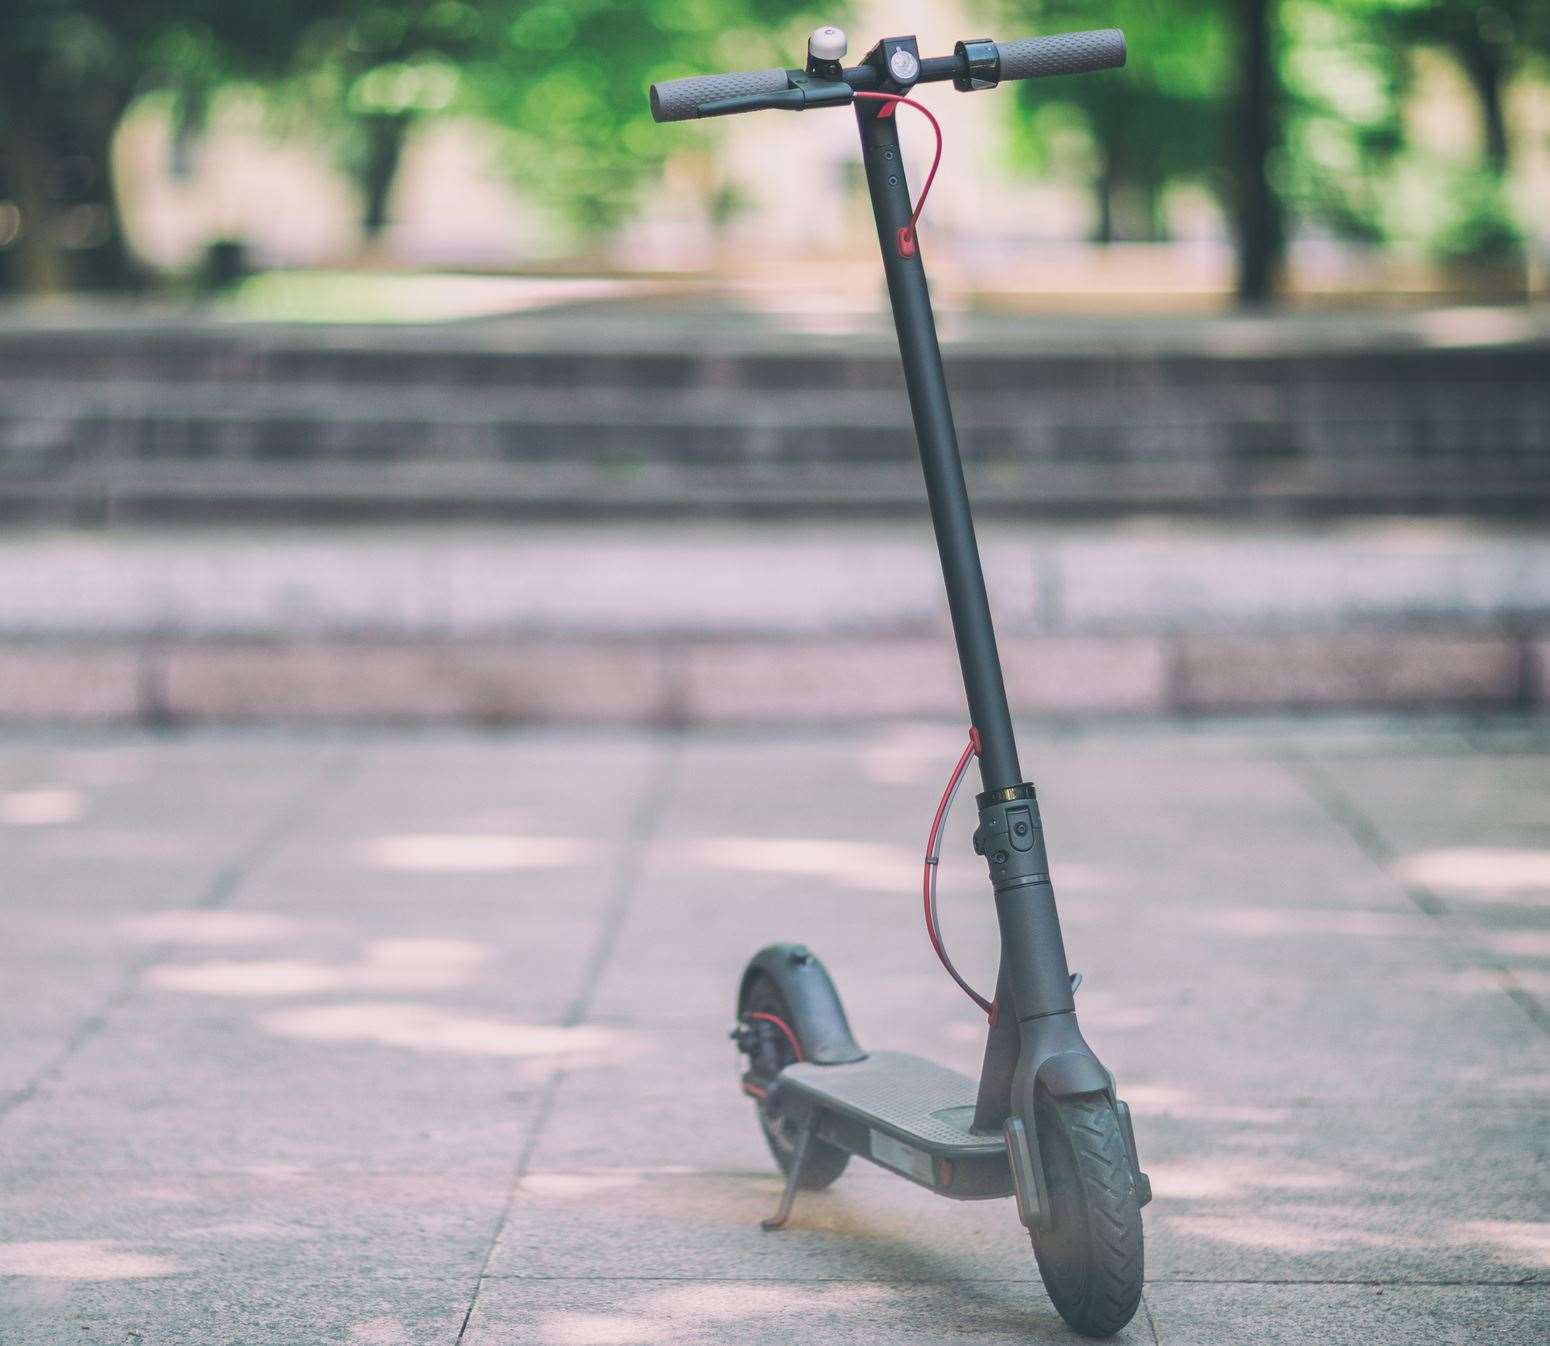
651,25 -> 1151,1339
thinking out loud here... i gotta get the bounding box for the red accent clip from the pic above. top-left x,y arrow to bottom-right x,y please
897,226 -> 916,258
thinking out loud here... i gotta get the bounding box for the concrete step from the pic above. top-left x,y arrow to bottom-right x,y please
1,315 -> 1545,521
2,523 -> 1545,724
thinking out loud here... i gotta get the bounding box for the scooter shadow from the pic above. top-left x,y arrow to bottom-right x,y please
696,1168 -> 1125,1341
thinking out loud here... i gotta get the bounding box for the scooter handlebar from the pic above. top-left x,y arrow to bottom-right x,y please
650,66 -> 790,123
995,29 -> 1126,82
647,29 -> 1126,124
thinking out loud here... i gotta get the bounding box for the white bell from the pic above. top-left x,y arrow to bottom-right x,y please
808,25 -> 848,62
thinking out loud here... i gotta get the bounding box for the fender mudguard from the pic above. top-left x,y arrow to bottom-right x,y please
738,943 -> 867,1065
1013,1010 -> 1115,1104
1035,1049 -> 1114,1097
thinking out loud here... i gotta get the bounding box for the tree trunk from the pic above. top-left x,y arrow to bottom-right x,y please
1234,0 -> 1284,305
70,100 -> 139,291
360,113 -> 412,240
1094,150 -> 1116,245
0,89 -> 137,296
1456,35 -> 1510,173
0,124 -> 70,296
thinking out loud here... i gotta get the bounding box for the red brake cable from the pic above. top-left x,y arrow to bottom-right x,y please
852,91 -> 944,258
924,727 -> 995,1018
745,1010 -> 804,1062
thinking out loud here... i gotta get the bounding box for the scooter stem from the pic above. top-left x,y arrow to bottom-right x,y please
856,92 -> 1100,1132
854,100 -> 1021,795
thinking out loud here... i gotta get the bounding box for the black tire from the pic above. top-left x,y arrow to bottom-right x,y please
1029,1090 -> 1144,1338
739,972 -> 849,1190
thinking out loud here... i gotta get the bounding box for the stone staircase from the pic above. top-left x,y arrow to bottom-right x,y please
2,310 -> 1547,523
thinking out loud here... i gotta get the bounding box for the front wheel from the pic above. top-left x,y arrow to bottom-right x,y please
1030,1091 -> 1144,1338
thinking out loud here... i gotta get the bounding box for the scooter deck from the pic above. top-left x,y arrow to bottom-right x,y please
776,1050 -> 1013,1199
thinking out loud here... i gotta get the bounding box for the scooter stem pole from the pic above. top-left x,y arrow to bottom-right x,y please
855,102 -> 1021,792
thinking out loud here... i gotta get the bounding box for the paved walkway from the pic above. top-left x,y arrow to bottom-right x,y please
1,719 -> 1546,1343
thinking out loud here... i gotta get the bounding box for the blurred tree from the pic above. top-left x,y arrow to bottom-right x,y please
1276,0 -> 1407,246
992,0 -> 1550,297
1235,0 -> 1283,301
0,2 -> 355,294
0,2 -> 841,292
1002,2 -> 1227,246
290,1 -> 844,244
1360,1 -> 1550,264
1378,1 -> 1548,171
457,1 -> 841,237
991,0 -> 1288,303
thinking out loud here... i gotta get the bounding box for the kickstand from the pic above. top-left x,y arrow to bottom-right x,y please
761,1116 -> 815,1231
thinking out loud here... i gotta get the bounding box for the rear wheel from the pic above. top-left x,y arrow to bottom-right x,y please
1029,1091 -> 1144,1338
739,972 -> 849,1190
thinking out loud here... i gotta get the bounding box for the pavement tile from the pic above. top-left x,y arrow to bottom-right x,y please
0,1170 -> 509,1275
0,1272 -> 472,1346
1139,1101 -> 1549,1282
2,724 -> 1546,1346
1145,1282 -> 1549,1346
482,1163 -> 1039,1283
464,1276 -> 1150,1345
1,1063 -> 545,1175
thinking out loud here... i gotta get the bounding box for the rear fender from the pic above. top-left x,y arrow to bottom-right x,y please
738,943 -> 866,1065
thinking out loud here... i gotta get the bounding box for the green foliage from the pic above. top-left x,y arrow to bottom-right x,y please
986,0 -> 1541,280
253,2 -> 846,238
991,1 -> 1233,241
2,0 -> 1544,295
1278,0 -> 1408,243
0,1 -> 361,290
455,1 -> 844,235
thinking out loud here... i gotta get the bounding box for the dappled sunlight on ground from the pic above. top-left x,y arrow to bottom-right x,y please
1147,1157 -> 1347,1201
147,938 -> 489,996
5,729 -> 1547,1342
1457,1220 -> 1550,1269
538,1283 -> 896,1346
259,1001 -> 629,1063
1165,1209 -> 1550,1274
1185,907 -> 1425,939
1,787 -> 85,826
1120,1083 -> 1290,1126
521,1168 -> 702,1199
120,910 -> 300,945
357,833 -> 585,872
1480,930 -> 1550,960
0,1240 -> 183,1280
679,837 -> 917,893
166,1220 -> 297,1243
1394,848 -> 1550,899
347,1318 -> 416,1346
1165,1210 -> 1407,1255
1400,967 -> 1550,998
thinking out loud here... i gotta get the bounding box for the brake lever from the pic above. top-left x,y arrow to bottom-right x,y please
699,73 -> 853,118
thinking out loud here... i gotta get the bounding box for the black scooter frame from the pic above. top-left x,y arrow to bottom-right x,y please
658,31 -> 1149,1330
853,45 -> 1117,1141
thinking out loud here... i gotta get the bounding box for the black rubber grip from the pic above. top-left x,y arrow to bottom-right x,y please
649,67 -> 790,123
996,29 -> 1126,81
